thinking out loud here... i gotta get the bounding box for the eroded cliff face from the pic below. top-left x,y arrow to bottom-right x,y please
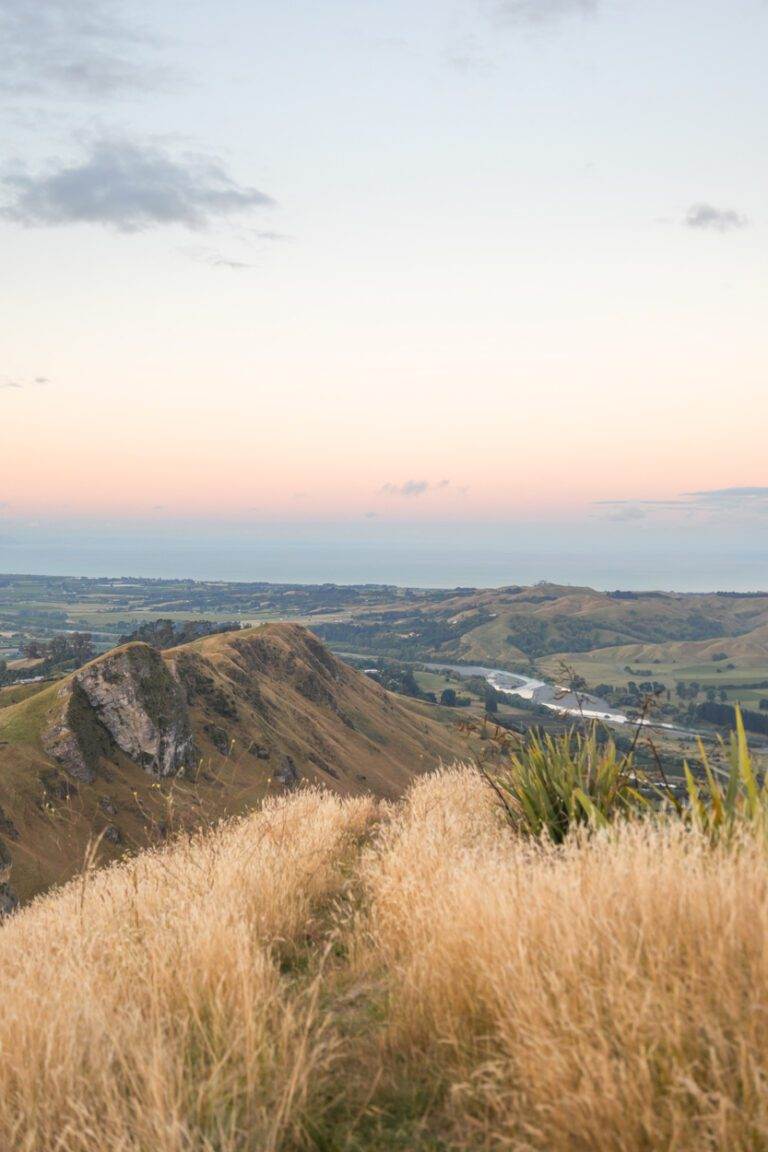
43,644 -> 198,782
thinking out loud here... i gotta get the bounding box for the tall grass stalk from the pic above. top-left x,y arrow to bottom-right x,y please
684,705 -> 768,838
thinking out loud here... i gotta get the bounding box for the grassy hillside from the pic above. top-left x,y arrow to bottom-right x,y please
1,766 -> 766,1151
541,625 -> 768,700
0,624 -> 467,902
311,582 -> 768,658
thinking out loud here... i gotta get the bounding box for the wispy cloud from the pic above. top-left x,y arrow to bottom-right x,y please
603,505 -> 647,523
2,139 -> 274,232
1,0 -> 182,101
379,479 -> 461,498
684,203 -> 748,233
596,487 -> 768,523
683,487 -> 768,513
686,487 -> 768,500
0,0 -> 175,99
444,33 -> 493,75
183,246 -> 253,271
483,0 -> 598,26
251,230 -> 292,243
0,374 -> 50,390
380,480 -> 432,498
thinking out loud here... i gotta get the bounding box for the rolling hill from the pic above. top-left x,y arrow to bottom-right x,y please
312,583 -> 768,674
0,624 -> 466,904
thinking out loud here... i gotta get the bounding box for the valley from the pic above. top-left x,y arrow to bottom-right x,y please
4,574 -> 768,733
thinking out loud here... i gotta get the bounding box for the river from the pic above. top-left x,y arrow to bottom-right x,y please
418,661 -> 704,736
333,650 -> 697,736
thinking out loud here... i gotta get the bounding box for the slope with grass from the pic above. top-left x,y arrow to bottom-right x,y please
313,583 -> 768,667
1,765 -> 767,1151
540,623 -> 768,691
0,624 -> 466,903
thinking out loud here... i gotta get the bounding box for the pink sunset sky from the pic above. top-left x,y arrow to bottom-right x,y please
2,0 -> 766,532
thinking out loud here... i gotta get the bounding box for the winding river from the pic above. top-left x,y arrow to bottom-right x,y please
419,661 -> 697,735
331,649 -> 704,737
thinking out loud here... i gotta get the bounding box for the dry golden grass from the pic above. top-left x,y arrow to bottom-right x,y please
0,788 -> 375,1152
2,767 -> 768,1151
361,768 -> 768,1150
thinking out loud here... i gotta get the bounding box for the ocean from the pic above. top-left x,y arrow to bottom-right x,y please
1,520 -> 767,592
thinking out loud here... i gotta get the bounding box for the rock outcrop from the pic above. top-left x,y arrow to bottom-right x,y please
0,838 -> 17,919
43,644 -> 198,782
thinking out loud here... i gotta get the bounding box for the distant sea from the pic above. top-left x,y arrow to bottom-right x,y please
1,520 -> 767,593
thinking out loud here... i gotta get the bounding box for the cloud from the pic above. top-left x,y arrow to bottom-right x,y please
604,505 -> 647,523
686,487 -> 768,501
381,480 -> 431,498
684,203 -> 748,233
597,487 -> 768,523
367,35 -> 410,52
379,479 -> 461,498
0,374 -> 50,389
252,230 -> 292,243
484,0 -> 598,26
445,33 -> 493,75
0,0 -> 173,98
1,139 -> 274,232
183,246 -> 253,270
209,256 -> 252,270
594,498 -> 688,509
682,488 -> 768,515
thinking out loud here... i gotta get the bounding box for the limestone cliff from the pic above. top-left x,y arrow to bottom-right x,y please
43,643 -> 198,782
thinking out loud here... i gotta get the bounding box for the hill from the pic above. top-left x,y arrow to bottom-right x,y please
540,624 -> 768,688
314,583 -> 768,663
0,624 -> 465,904
0,766 -> 764,1151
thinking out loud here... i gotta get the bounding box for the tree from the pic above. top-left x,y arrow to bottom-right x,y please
440,688 -> 457,707
70,633 -> 95,664
484,690 -> 498,714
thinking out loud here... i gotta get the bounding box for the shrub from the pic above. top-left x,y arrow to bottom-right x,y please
488,727 -> 649,842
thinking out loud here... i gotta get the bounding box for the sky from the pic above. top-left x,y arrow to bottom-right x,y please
1,0 -> 767,550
